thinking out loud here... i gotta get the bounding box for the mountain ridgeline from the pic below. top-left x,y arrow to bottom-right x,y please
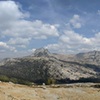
0,48 -> 100,84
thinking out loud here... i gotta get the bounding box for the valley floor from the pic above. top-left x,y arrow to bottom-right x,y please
0,82 -> 100,100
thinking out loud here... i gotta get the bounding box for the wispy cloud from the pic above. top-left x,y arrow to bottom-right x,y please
0,1 -> 59,54
45,14 -> 100,54
0,42 -> 16,52
0,0 -> 100,58
69,15 -> 82,28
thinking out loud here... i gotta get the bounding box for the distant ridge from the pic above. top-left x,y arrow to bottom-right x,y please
0,49 -> 99,84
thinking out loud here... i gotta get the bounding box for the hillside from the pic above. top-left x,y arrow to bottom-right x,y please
0,48 -> 99,84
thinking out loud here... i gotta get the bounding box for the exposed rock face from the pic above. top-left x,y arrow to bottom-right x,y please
33,48 -> 51,57
76,51 -> 100,65
0,49 -> 100,84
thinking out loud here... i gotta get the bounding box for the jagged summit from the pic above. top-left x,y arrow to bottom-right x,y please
0,50 -> 99,84
33,48 -> 51,57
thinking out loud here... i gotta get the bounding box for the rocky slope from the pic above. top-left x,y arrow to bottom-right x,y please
0,48 -> 100,84
76,50 -> 100,65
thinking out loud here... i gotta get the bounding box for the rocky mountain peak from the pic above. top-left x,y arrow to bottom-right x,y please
34,48 -> 51,57
0,50 -> 99,84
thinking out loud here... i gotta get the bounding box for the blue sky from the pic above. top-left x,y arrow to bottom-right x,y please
0,0 -> 100,58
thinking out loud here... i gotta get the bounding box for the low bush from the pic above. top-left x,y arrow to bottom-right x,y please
17,79 -> 33,86
93,84 -> 100,88
0,75 -> 33,86
0,75 -> 9,82
46,78 -> 56,85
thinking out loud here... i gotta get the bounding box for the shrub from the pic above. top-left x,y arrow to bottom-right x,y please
9,78 -> 18,83
0,75 -> 33,86
93,84 -> 100,88
0,75 -> 9,82
78,77 -> 100,83
46,78 -> 56,85
17,79 -> 33,86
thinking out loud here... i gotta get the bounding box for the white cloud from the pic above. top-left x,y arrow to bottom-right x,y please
60,30 -> 83,43
0,1 -> 59,39
44,14 -> 100,54
0,42 -> 16,52
46,29 -> 100,54
45,43 -> 75,54
28,48 -> 36,53
45,14 -> 100,54
97,10 -> 100,15
1,1 -> 100,56
45,44 -> 60,51
8,38 -> 31,47
70,14 -> 82,28
0,1 -> 23,20
0,1 -> 59,54
3,20 -> 59,39
0,42 -> 9,48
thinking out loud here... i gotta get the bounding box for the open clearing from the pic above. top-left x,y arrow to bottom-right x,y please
0,82 -> 99,100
